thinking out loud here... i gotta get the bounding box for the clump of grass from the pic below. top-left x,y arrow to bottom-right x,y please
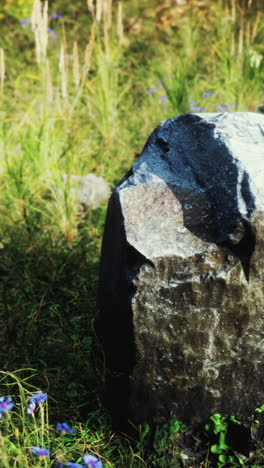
0,0 -> 133,245
145,0 -> 263,115
0,370 -> 50,468
0,370 -> 106,467
0,47 -> 5,92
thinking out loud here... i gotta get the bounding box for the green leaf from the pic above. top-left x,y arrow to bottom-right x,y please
219,431 -> 229,449
219,443 -> 230,450
210,413 -> 227,433
255,404 -> 264,413
140,423 -> 150,439
211,444 -> 222,454
170,419 -> 187,434
230,415 -> 241,425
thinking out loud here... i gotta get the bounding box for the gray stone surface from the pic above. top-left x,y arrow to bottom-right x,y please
96,112 -> 264,428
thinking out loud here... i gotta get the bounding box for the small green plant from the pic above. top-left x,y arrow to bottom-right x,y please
141,419 -> 188,467
205,413 -> 244,467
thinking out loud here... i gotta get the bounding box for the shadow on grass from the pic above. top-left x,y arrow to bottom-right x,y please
0,210 -> 107,424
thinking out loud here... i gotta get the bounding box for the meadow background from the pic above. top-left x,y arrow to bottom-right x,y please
0,0 -> 263,466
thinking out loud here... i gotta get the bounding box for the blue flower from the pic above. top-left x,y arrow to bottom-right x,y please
50,13 -> 63,19
65,462 -> 85,468
0,397 -> 14,417
189,99 -> 196,105
27,393 -> 47,414
29,392 -> 47,405
159,95 -> 167,102
48,28 -> 57,37
191,106 -> 203,112
56,422 -> 75,434
217,105 -> 228,111
203,92 -> 214,98
83,454 -> 103,468
56,461 -> 64,468
19,18 -> 31,28
20,14 -> 62,30
31,446 -> 50,457
27,402 -> 36,415
146,87 -> 157,93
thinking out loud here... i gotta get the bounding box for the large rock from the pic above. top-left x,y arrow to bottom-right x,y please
96,112 -> 264,429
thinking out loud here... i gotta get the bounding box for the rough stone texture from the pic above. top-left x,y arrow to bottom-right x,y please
61,173 -> 110,210
96,112 -> 264,428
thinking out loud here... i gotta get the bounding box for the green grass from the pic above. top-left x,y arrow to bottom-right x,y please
0,0 -> 263,466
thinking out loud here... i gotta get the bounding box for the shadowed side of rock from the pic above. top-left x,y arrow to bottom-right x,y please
96,191 -> 153,429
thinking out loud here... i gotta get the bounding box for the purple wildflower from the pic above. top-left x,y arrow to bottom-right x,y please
231,102 -> 238,107
83,454 -> 103,468
217,105 -> 228,111
27,402 -> 36,415
160,95 -> 167,101
29,393 -> 47,405
0,397 -> 14,417
31,446 -> 50,457
56,461 -> 64,468
48,27 -> 57,37
146,87 -> 157,93
27,392 -> 47,414
189,99 -> 196,105
203,92 -> 214,98
50,13 -> 63,19
20,14 -> 61,30
19,18 -> 31,27
65,462 -> 85,468
191,106 -> 203,112
56,422 -> 75,434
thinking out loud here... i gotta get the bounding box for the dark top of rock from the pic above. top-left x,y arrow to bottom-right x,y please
117,112 -> 263,257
